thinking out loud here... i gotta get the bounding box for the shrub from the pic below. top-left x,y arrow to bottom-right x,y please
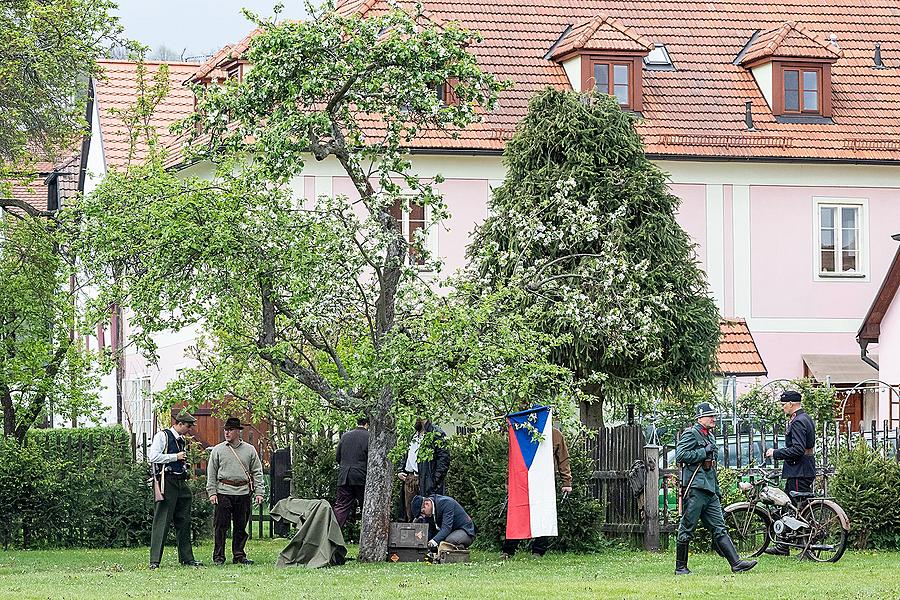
0,426 -> 213,549
831,443 -> 900,549
445,429 -> 604,552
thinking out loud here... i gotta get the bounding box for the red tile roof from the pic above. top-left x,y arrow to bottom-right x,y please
741,21 -> 841,66
173,1 -> 900,163
332,0 -> 900,161
551,16 -> 653,61
94,60 -> 199,171
717,319 -> 767,377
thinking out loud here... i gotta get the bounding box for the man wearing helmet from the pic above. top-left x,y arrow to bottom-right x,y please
674,402 -> 757,575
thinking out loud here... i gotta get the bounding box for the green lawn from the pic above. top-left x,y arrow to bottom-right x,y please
1,539 -> 897,599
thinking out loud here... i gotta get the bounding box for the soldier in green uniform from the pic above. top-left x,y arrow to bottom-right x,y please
675,402 -> 757,575
148,410 -> 202,569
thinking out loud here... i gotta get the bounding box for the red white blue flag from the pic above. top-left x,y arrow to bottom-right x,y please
506,406 -> 557,540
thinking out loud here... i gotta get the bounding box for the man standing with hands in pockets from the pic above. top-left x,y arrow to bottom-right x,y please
207,417 -> 266,565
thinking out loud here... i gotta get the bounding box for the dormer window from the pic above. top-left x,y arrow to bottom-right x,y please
592,61 -> 631,105
782,66 -> 820,113
548,16 -> 652,112
738,22 -> 839,121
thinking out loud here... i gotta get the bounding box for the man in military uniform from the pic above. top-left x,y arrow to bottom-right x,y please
675,402 -> 757,575
764,389 -> 816,555
206,417 -> 265,565
148,410 -> 202,569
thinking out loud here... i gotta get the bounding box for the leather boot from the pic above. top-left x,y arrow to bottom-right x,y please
715,535 -> 757,573
764,543 -> 789,556
675,542 -> 691,575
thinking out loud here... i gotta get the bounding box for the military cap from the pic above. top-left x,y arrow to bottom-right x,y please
779,390 -> 802,403
695,402 -> 719,418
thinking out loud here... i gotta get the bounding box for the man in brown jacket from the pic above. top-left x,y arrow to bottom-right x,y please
500,427 -> 573,558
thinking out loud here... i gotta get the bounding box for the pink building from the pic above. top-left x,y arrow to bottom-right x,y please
92,2 -> 900,431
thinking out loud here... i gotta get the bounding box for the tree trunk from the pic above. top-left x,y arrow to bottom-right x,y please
580,382 -> 605,429
358,385 -> 397,562
1,384 -> 14,439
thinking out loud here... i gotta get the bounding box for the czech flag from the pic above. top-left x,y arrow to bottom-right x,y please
506,406 -> 557,540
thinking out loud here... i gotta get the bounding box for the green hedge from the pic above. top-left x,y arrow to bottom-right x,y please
0,426 -> 213,549
445,430 -> 605,552
831,443 -> 900,549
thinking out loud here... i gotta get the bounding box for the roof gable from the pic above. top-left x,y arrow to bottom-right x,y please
550,16 -> 653,60
94,60 -> 198,171
740,21 -> 841,66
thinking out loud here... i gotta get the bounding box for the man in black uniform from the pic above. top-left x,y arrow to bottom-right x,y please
764,389 -> 816,555
675,402 -> 757,575
333,417 -> 369,528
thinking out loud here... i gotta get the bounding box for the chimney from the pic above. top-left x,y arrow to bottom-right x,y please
875,43 -> 887,69
744,100 -> 756,131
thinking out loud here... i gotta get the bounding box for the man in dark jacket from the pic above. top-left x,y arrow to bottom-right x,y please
396,418 -> 451,520
764,389 -> 816,555
411,494 -> 476,549
333,417 -> 369,528
674,402 -> 757,575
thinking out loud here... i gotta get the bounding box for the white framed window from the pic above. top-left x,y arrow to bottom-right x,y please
389,196 -> 439,270
813,198 -> 868,279
125,377 -> 153,451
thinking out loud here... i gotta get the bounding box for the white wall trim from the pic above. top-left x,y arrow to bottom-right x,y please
658,160 -> 900,189
732,185 -> 752,318
747,317 -> 862,333
705,184 -> 725,311
314,175 -> 333,199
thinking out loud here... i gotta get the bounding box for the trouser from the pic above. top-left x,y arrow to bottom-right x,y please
213,493 -> 252,562
403,474 -> 419,521
333,483 -> 365,527
501,536 -> 551,556
785,477 -> 814,506
149,476 -> 195,564
676,488 -> 727,544
443,529 -> 474,548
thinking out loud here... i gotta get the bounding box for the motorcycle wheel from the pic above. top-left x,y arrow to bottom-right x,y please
724,504 -> 771,557
798,500 -> 848,563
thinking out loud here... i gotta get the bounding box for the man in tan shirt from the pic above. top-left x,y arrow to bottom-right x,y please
206,417 -> 265,565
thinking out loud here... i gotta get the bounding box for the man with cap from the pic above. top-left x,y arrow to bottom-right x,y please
674,402 -> 757,575
206,416 -> 266,565
412,493 -> 476,550
764,390 -> 816,555
148,410 -> 202,569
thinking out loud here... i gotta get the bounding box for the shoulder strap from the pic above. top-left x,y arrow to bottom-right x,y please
227,444 -> 254,492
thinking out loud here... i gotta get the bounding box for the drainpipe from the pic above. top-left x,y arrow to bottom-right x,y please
860,341 -> 879,370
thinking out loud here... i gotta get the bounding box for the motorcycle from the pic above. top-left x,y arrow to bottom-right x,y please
723,467 -> 850,563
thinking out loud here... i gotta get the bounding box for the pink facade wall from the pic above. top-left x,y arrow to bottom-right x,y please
877,292 -> 900,424
673,183 -> 707,272
750,185 -> 900,320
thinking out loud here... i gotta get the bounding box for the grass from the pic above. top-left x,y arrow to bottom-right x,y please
1,539 -> 898,599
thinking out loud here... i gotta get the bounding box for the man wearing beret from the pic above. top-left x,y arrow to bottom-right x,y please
674,402 -> 757,575
207,417 -> 266,565
148,410 -> 202,569
764,390 -> 816,555
411,494 -> 476,550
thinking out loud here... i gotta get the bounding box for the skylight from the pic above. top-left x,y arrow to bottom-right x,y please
644,44 -> 675,70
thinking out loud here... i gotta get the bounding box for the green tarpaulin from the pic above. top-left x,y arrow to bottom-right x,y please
270,498 -> 347,568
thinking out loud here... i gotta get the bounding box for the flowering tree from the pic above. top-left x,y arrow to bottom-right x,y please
76,3 -> 520,561
468,89 -> 720,426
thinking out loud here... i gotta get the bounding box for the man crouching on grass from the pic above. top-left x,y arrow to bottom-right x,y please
412,494 -> 476,551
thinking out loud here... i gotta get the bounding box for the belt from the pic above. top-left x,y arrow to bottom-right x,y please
219,478 -> 250,486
